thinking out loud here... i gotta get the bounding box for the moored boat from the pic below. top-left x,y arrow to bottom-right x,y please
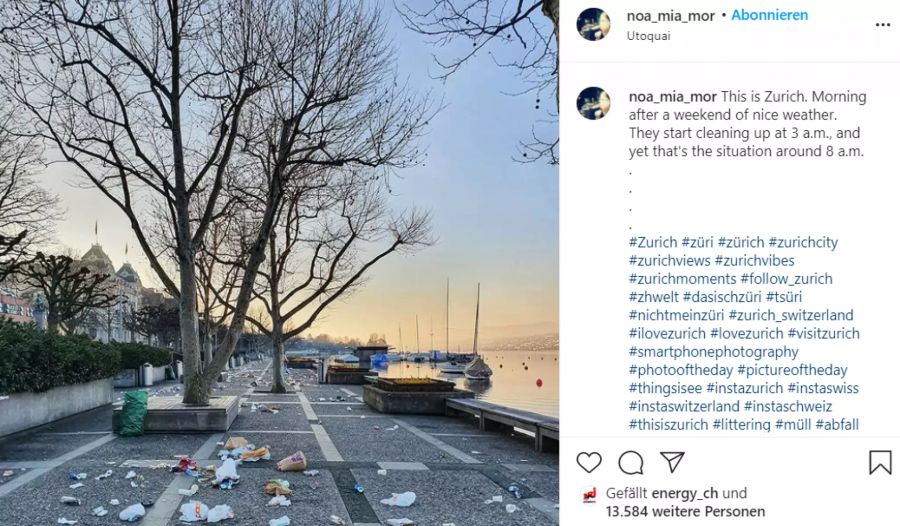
463,283 -> 492,381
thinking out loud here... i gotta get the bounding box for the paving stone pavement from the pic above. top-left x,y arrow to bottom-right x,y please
0,358 -> 559,525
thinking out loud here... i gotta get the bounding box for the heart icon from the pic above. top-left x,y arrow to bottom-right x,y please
576,452 -> 602,473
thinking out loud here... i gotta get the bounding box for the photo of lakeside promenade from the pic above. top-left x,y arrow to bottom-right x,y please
0,1 -> 559,524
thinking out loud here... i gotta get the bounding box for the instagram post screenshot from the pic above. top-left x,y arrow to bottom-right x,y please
1,0 -> 897,525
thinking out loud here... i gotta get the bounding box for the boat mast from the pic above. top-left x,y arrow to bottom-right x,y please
472,283 -> 480,356
416,315 -> 420,353
398,323 -> 403,354
446,278 -> 450,355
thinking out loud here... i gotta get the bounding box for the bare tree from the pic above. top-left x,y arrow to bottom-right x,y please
125,302 -> 181,348
14,252 -> 118,333
0,0 -> 431,403
188,0 -> 432,397
248,171 -> 433,392
398,0 -> 559,163
0,109 -> 60,279
367,333 -> 388,346
0,232 -> 26,282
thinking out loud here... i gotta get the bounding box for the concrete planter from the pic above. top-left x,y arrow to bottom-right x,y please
0,378 -> 113,437
363,384 -> 474,415
375,377 -> 456,392
326,367 -> 370,385
113,395 -> 239,432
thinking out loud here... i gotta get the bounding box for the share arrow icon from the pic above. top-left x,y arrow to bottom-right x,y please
660,452 -> 685,474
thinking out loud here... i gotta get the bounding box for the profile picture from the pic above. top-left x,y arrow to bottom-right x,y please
577,87 -> 611,120
577,8 -> 611,41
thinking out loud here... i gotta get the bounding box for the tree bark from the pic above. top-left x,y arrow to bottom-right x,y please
203,339 -> 213,369
270,299 -> 287,392
47,313 -> 59,334
268,233 -> 287,393
178,247 -> 207,405
271,329 -> 287,393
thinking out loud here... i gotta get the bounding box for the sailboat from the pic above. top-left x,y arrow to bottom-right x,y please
409,315 -> 429,363
439,279 -> 466,374
464,283 -> 493,381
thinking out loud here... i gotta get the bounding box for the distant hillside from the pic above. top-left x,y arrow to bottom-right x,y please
481,332 -> 559,352
479,321 -> 559,342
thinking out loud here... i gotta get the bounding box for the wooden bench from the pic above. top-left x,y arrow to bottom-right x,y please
446,398 -> 559,452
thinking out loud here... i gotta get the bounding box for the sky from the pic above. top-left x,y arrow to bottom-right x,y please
35,8 -> 559,350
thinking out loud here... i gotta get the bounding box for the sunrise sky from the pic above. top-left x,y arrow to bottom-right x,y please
35,9 -> 558,350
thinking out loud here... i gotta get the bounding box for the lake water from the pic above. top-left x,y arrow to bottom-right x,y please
374,350 -> 559,418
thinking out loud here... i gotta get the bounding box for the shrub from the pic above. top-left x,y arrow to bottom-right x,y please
111,341 -> 171,370
0,321 -> 120,395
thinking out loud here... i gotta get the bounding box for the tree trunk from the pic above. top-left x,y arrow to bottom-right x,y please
47,312 -> 59,335
203,338 -> 213,369
179,249 -> 207,405
268,233 -> 287,393
271,333 -> 287,393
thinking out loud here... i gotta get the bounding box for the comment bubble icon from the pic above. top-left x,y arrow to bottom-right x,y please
618,450 -> 644,475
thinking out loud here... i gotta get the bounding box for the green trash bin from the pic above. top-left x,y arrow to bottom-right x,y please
114,390 -> 148,437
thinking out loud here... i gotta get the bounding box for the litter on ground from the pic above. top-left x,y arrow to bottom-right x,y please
264,479 -> 292,496
267,495 -> 291,507
119,503 -> 146,522
178,500 -> 208,522
380,492 -> 416,507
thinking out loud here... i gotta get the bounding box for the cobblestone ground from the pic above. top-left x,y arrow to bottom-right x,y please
0,359 -> 559,525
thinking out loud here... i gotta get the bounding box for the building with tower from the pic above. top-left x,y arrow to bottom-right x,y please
77,243 -> 154,343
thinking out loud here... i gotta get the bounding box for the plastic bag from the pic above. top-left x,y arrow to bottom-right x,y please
178,500 -> 209,522
207,504 -> 234,523
269,517 -> 290,526
114,391 -> 148,437
215,458 -> 239,484
276,451 -> 307,472
119,503 -> 146,522
380,492 -> 416,507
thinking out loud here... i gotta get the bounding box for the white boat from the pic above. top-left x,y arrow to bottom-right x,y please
464,283 -> 492,381
439,362 -> 467,374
